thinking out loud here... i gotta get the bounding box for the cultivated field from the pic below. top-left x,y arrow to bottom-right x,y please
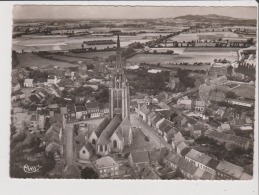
231,84 -> 255,100
16,53 -> 77,68
169,32 -> 239,42
128,47 -> 238,65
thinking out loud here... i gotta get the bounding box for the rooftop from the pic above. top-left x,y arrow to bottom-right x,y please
216,160 -> 244,179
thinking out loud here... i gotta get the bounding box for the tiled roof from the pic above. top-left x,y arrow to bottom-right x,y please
206,130 -> 251,146
216,160 -> 244,179
179,158 -> 198,175
60,107 -> 68,115
177,142 -> 188,152
201,170 -> 214,180
148,111 -> 156,119
140,104 -> 151,115
97,115 -> 121,145
185,149 -> 212,166
165,152 -> 183,165
93,117 -> 110,137
142,166 -> 161,180
207,158 -> 220,170
239,172 -> 252,180
95,156 -> 118,168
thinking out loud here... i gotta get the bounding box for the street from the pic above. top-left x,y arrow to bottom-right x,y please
64,123 -> 74,165
130,113 -> 173,150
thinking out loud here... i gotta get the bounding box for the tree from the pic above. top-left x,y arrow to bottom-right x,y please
226,91 -> 237,99
81,167 -> 99,179
12,50 -> 19,68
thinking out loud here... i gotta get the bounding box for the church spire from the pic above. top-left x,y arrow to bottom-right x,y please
116,34 -> 122,70
117,34 -> 120,49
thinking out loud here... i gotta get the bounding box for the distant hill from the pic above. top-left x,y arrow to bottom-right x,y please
174,14 -> 256,25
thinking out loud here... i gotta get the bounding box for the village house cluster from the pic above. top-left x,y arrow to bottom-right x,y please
10,13 -> 256,180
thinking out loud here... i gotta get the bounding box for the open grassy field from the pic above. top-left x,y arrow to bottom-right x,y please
16,53 -> 77,68
169,32 -> 239,42
231,84 -> 255,100
128,46 -> 238,65
65,51 -> 116,59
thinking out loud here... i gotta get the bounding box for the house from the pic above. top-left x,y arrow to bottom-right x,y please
178,158 -> 198,179
190,124 -> 208,138
208,91 -> 226,102
33,78 -> 47,87
173,115 -> 187,127
185,149 -> 216,176
12,83 -> 21,92
150,114 -> 162,130
44,122 -> 63,155
94,156 -> 120,178
239,172 -> 253,180
76,142 -> 93,161
48,104 -> 60,117
100,103 -> 110,117
186,115 -> 199,127
172,132 -> 186,150
176,142 -> 189,156
147,111 -> 156,126
24,79 -> 34,87
177,99 -> 192,110
75,105 -> 87,120
194,100 -> 206,112
155,91 -> 168,103
141,166 -> 161,180
66,105 -> 76,121
129,151 -> 150,172
159,110 -> 175,122
205,129 -> 252,150
164,129 -> 176,143
217,123 -> 231,133
138,104 -> 151,122
86,102 -> 101,118
164,152 -> 183,170
47,75 -> 58,85
216,160 -> 244,180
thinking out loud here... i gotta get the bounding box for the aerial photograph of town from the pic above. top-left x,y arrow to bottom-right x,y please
10,5 -> 257,180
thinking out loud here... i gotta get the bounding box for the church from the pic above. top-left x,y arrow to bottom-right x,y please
89,35 -> 133,156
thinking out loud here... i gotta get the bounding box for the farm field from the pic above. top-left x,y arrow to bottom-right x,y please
13,34 -> 154,52
128,47 -> 238,65
231,84 -> 255,100
16,53 -> 77,68
64,51 -> 116,59
169,32 -> 240,42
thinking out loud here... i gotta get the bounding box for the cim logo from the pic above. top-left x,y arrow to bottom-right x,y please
22,164 -> 42,174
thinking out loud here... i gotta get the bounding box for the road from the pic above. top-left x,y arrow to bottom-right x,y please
130,113 -> 173,150
64,123 -> 74,165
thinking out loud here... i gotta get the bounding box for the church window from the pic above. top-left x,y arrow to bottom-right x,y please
113,140 -> 117,148
92,139 -> 96,144
105,145 -> 108,151
100,145 -> 103,152
82,150 -> 86,154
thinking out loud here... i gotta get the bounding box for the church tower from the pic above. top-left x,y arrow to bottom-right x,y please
109,35 -> 130,121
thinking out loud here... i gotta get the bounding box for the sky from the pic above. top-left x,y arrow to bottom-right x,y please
13,5 -> 257,20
